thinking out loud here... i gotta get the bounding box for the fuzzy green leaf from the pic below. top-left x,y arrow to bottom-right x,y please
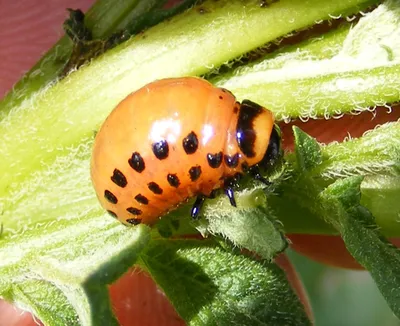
0,219 -> 150,325
293,126 -> 322,171
360,175 -> 400,234
2,280 -> 79,325
322,175 -> 364,210
196,188 -> 287,260
139,239 -> 311,325
270,121 -> 400,236
320,176 -> 400,319
317,121 -> 400,235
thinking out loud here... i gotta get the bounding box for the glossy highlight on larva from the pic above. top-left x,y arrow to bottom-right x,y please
91,77 -> 280,226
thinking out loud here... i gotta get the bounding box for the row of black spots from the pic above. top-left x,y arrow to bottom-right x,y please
143,163 -> 206,198
126,207 -> 142,225
129,131 -> 200,177
106,188 -> 150,207
144,174 -> 180,198
105,187 -> 119,219
146,173 -> 181,193
126,151 -> 151,225
106,203 -> 142,226
107,210 -> 141,226
152,131 -> 200,161
143,166 -> 201,195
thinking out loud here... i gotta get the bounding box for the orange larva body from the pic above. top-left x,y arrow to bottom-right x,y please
91,77 -> 278,226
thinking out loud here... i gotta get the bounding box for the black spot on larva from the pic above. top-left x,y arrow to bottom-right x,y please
111,169 -> 127,188
128,152 -> 145,173
104,190 -> 118,204
127,207 -> 142,215
152,139 -> 169,160
135,194 -> 149,205
219,95 -> 223,100
167,173 -> 180,188
148,182 -> 163,194
126,218 -> 142,225
224,153 -> 239,168
182,131 -> 198,154
107,210 -> 117,218
236,100 -> 263,158
189,165 -> 202,181
207,151 -> 223,168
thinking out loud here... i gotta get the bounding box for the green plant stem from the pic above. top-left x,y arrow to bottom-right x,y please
0,0 -> 170,116
0,0 -> 379,199
212,4 -> 400,121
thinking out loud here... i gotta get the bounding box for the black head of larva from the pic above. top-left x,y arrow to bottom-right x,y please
236,99 -> 281,170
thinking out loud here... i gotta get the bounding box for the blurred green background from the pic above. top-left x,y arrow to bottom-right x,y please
288,250 -> 399,326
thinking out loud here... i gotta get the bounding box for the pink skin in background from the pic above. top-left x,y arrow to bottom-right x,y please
0,1 -> 311,325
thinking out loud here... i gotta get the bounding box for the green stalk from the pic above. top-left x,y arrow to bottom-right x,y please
0,0 -> 177,116
0,0 -> 379,199
212,1 -> 400,120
